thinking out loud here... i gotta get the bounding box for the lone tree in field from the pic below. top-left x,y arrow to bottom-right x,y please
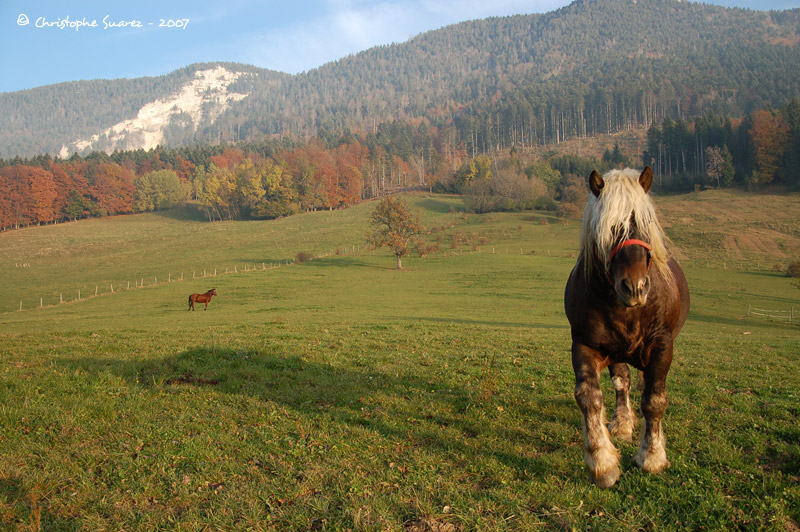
367,197 -> 425,269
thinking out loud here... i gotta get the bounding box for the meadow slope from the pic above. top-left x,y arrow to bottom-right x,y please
0,191 -> 798,531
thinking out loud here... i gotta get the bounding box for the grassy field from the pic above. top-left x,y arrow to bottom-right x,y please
1,192 -> 799,531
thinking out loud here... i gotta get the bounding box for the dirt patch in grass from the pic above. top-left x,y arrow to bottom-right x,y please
657,189 -> 800,261
405,518 -> 459,532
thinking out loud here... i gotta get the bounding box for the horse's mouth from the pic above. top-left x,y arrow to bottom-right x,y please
617,291 -> 648,308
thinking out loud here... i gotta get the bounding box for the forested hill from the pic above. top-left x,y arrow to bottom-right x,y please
2,0 -> 799,159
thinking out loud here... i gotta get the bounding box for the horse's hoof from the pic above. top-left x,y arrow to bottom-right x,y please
608,418 -> 635,442
633,450 -> 670,474
592,466 -> 620,489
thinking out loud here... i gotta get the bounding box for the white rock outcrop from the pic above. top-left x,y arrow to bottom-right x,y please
60,66 -> 247,157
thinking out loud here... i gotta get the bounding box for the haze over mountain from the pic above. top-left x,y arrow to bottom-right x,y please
1,0 -> 798,159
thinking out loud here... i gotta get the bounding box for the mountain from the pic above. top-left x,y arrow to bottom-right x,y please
1,0 -> 799,159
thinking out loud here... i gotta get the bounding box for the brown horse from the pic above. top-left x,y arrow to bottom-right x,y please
188,289 -> 217,311
564,167 -> 689,488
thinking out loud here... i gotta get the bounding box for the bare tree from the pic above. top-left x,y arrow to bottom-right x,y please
705,145 -> 734,187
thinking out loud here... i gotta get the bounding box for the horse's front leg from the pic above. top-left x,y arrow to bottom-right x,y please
608,362 -> 636,441
573,343 -> 619,488
634,348 -> 672,474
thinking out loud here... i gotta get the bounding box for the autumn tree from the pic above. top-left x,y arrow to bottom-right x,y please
87,162 -> 135,215
558,174 -> 588,218
26,166 -> 58,223
367,197 -> 425,269
134,169 -> 187,212
749,109 -> 790,185
248,160 -> 298,219
454,155 -> 493,212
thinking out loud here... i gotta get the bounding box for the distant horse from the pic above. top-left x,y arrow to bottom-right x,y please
564,167 -> 689,488
188,289 -> 217,311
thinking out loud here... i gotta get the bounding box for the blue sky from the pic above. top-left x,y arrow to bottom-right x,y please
1,0 -> 798,94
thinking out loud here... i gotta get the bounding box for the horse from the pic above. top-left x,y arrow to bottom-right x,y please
188,289 -> 217,311
564,166 -> 689,488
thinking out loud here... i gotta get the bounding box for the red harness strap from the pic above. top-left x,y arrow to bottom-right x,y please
608,239 -> 652,272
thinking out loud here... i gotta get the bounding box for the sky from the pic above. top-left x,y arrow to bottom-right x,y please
1,0 -> 798,94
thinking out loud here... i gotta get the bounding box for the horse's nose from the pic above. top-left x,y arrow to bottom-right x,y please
619,275 -> 650,307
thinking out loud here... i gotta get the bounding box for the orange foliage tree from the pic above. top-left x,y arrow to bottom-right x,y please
749,109 -> 790,185
87,162 -> 135,215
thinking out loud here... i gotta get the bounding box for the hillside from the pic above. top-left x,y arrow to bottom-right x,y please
1,0 -> 799,158
1,191 -> 798,530
1,189 -> 798,315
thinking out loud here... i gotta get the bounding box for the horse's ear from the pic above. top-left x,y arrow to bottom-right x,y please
589,170 -> 604,197
639,166 -> 653,193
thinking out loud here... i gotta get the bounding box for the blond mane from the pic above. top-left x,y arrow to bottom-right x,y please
579,168 -> 672,281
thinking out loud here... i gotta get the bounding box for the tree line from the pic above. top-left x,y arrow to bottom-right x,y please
2,99 -> 798,230
0,122 -> 454,230
644,99 -> 800,190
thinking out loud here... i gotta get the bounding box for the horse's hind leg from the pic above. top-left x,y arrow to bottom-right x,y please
573,343 -> 620,488
608,363 -> 636,441
634,356 -> 671,474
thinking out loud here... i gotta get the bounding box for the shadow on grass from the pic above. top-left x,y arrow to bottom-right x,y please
742,270 -> 790,279
407,316 -> 569,329
417,197 -> 463,215
303,256 -> 398,270
153,205 -> 208,222
0,475 -> 80,531
230,257 -> 294,266
57,345 -> 575,478
689,310 -> 798,330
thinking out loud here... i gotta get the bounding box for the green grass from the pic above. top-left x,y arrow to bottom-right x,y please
1,192 -> 799,531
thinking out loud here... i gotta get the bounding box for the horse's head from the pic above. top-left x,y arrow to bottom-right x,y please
209,289 -> 217,296
607,236 -> 652,307
589,166 -> 655,307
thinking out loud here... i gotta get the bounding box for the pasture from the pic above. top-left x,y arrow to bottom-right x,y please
1,191 -> 799,531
